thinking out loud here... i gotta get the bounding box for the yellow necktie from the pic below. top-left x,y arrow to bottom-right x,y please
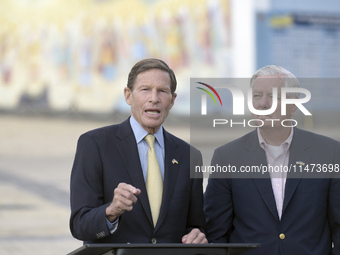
145,134 -> 163,226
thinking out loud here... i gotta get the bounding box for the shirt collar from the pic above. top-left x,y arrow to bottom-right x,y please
257,127 -> 294,151
130,116 -> 164,149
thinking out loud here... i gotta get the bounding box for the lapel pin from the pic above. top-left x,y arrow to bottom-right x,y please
172,159 -> 179,164
296,161 -> 305,165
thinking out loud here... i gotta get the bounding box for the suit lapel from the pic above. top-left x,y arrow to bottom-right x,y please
154,130 -> 181,231
282,128 -> 311,214
242,129 -> 312,220
116,119 -> 153,224
243,130 -> 279,222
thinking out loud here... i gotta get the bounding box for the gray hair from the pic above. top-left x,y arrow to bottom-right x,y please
250,65 -> 300,98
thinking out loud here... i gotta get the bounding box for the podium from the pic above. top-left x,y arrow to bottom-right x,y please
67,243 -> 260,255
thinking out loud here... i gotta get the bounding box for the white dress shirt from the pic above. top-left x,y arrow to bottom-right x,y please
257,127 -> 294,219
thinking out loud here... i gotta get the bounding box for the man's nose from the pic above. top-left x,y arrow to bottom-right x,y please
149,90 -> 160,103
258,96 -> 272,109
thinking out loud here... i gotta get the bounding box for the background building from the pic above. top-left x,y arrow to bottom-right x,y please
0,0 -> 339,254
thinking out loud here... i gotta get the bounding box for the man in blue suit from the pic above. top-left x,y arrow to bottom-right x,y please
70,58 -> 207,244
204,65 -> 340,254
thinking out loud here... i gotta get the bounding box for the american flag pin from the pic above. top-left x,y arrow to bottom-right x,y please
172,159 -> 179,164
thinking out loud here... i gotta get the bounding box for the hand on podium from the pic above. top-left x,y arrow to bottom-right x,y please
182,228 -> 208,244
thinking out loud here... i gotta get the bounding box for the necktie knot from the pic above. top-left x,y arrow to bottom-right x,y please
145,134 -> 155,148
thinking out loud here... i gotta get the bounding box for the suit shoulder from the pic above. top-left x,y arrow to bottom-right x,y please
164,130 -> 201,154
80,118 -> 130,138
80,124 -> 119,139
215,131 -> 254,153
295,128 -> 339,146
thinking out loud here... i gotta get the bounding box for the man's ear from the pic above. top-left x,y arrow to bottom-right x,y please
291,106 -> 298,116
124,87 -> 132,105
289,97 -> 298,116
169,92 -> 177,109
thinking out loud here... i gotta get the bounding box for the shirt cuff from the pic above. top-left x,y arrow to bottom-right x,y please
106,217 -> 119,234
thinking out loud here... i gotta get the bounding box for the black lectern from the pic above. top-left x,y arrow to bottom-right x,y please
67,243 -> 260,255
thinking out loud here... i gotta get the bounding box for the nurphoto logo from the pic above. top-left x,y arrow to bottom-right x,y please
195,81 -> 312,128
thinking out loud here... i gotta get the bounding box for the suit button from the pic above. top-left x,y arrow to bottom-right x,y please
151,238 -> 157,244
279,233 -> 285,240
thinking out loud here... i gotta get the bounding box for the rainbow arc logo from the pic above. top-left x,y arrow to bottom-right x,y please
196,82 -> 222,106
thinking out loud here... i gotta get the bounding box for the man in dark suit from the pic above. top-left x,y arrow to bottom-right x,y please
204,65 -> 340,254
70,58 -> 207,244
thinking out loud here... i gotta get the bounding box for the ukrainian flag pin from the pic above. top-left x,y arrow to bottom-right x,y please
172,159 -> 179,164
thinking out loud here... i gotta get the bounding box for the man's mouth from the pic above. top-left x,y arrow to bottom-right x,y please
257,115 -> 271,118
145,110 -> 160,115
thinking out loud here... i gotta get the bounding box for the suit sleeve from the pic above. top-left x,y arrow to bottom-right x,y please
186,147 -> 207,235
329,141 -> 340,255
69,133 -> 111,241
204,148 -> 233,243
